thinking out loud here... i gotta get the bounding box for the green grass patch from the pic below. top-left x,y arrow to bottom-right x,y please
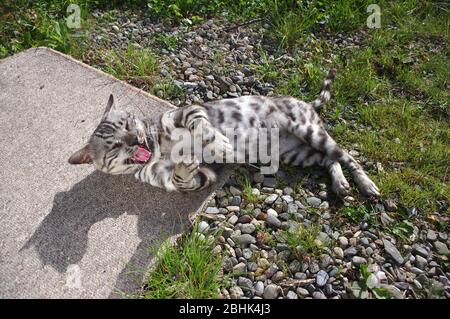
97,45 -> 159,90
277,224 -> 328,259
143,226 -> 224,299
239,177 -> 259,204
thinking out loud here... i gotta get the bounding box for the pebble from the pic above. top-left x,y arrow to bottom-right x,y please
344,246 -> 358,257
339,236 -> 349,248
294,272 -> 307,279
238,277 -> 254,292
272,271 -> 285,283
333,247 -> 344,259
242,248 -> 253,260
257,258 -> 271,269
412,244 -> 429,258
198,221 -> 209,233
247,261 -> 257,271
433,241 -> 449,255
352,256 -> 368,265
228,215 -> 238,224
229,286 -> 244,299
383,239 -> 404,265
296,287 -> 309,297
426,230 -> 437,241
231,196 -> 241,206
264,194 -> 278,205
265,265 -> 279,278
251,188 -> 260,196
307,197 -> 322,207
415,255 -> 428,270
227,206 -> 240,213
320,254 -> 333,269
287,203 -> 298,214
263,284 -> 280,299
266,208 -> 278,217
255,281 -> 264,297
237,215 -> 252,224
233,262 -> 246,275
233,234 -> 256,246
262,177 -> 276,188
316,270 -> 329,287
286,291 -> 298,299
266,215 -> 282,228
309,262 -> 320,274
240,223 -> 256,234
312,291 -> 327,299
205,207 -> 220,214
281,195 -> 294,204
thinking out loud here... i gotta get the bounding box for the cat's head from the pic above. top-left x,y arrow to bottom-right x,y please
68,94 -> 152,174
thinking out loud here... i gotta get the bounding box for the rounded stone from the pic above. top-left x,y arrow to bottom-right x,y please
263,284 -> 280,299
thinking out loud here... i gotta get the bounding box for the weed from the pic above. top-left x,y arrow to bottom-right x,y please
278,224 -> 325,259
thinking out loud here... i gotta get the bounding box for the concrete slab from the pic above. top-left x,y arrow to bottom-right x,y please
0,47 -> 229,298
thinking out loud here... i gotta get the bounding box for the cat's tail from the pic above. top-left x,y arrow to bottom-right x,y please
310,68 -> 337,110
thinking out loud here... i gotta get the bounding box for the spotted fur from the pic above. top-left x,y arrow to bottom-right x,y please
69,69 -> 380,196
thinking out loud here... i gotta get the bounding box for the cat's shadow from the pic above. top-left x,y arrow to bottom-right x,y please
23,169 -> 226,298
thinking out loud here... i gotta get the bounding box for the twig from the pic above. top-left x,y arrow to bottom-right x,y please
221,17 -> 266,32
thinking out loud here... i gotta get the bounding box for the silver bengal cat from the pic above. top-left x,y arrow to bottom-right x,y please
68,69 -> 380,197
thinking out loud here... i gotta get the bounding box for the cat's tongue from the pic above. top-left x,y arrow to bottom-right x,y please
132,147 -> 151,163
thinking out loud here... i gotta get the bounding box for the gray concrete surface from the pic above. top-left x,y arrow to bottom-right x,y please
0,47 -> 229,298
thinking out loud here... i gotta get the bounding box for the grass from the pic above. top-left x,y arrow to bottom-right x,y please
240,177 -> 259,204
98,45 -> 159,90
338,204 -> 378,225
143,225 -> 225,299
277,223 -> 328,259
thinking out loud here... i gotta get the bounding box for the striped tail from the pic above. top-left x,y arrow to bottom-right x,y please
310,68 -> 337,110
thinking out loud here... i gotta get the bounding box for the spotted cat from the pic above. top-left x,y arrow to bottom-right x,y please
69,69 -> 380,197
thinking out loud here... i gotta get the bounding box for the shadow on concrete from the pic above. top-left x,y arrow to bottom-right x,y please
23,170 -> 222,298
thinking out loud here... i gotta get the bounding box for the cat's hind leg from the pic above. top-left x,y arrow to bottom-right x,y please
280,138 -> 350,196
287,124 -> 380,197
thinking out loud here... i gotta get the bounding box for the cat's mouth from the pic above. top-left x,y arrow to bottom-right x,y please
126,144 -> 152,164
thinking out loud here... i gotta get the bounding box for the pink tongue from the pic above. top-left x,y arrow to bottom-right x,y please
132,147 -> 151,162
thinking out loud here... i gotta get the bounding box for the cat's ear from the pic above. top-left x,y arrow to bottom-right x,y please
102,94 -> 115,119
68,145 -> 93,165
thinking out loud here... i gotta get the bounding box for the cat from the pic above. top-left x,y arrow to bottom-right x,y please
68,69 -> 380,197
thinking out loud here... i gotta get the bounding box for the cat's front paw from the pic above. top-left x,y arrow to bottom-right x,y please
174,155 -> 200,178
